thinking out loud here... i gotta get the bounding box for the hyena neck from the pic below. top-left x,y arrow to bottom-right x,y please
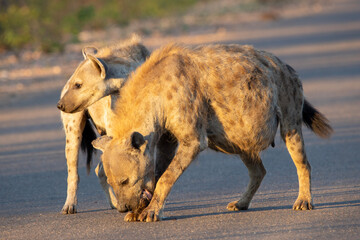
106,61 -> 141,78
112,91 -> 159,140
105,61 -> 143,94
105,78 -> 125,94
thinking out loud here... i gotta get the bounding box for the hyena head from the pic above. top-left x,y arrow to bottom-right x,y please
92,133 -> 155,212
57,48 -> 122,113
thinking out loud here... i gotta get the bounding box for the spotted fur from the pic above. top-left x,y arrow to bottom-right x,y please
58,35 -> 150,214
94,43 -> 333,221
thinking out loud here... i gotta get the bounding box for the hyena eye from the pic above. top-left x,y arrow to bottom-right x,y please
75,83 -> 82,89
119,178 -> 129,186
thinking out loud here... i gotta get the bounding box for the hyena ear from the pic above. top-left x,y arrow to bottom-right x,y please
131,132 -> 147,150
92,136 -> 113,152
82,46 -> 98,59
87,54 -> 108,79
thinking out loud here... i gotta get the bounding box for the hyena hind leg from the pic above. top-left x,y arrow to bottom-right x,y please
285,128 -> 313,210
227,153 -> 266,211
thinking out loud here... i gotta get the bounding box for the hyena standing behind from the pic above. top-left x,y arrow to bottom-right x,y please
93,43 -> 333,222
57,35 -> 150,214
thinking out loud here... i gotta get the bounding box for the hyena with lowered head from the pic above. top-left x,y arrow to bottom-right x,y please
92,43 -> 333,222
57,35 -> 150,214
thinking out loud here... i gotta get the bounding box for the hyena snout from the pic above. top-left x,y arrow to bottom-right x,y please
117,203 -> 130,212
57,101 -> 65,111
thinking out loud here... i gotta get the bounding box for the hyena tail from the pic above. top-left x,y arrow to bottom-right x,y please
302,99 -> 333,138
81,119 -> 98,175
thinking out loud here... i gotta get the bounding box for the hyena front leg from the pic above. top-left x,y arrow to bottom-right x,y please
227,153 -> 266,211
61,111 -> 86,214
285,128 -> 313,210
139,133 -> 202,222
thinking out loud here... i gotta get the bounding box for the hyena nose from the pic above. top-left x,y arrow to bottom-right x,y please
57,101 -> 65,111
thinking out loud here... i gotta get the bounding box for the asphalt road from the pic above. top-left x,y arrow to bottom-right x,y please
1,0 -> 360,239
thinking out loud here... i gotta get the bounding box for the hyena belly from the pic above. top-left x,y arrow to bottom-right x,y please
206,68 -> 279,154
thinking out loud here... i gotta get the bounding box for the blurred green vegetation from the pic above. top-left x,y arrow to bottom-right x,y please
0,0 -> 198,52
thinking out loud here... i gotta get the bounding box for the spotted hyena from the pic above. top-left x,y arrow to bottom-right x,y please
92,43 -> 333,222
57,35 -> 150,214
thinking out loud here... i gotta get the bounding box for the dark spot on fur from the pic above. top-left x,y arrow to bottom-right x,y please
181,105 -> 186,113
290,146 -> 294,151
171,84 -> 178,92
227,79 -> 237,89
231,96 -> 238,105
167,91 -> 173,100
243,102 -> 248,111
237,65 -> 247,75
228,119 -> 235,126
247,81 -> 252,90
297,148 -> 303,154
182,140 -> 191,147
254,66 -> 262,75
66,139 -> 69,143
226,57 -> 234,64
215,80 -> 223,91
69,127 -> 72,132
239,118 -> 244,127
165,75 -> 172,81
295,135 -> 301,143
187,116 -> 193,124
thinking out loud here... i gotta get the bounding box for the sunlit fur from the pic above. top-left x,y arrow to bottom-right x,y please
98,43 -> 332,221
58,35 -> 150,214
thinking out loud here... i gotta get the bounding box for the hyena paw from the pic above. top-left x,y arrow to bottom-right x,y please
138,208 -> 161,222
124,212 -> 138,222
227,200 -> 249,211
293,198 -> 313,210
61,204 -> 77,214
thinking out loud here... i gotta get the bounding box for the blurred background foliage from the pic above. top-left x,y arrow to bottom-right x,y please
0,0 -> 284,53
0,0 -> 198,52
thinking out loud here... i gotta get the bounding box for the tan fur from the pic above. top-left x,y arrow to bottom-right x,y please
58,35 -> 150,214
94,43 -> 332,221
